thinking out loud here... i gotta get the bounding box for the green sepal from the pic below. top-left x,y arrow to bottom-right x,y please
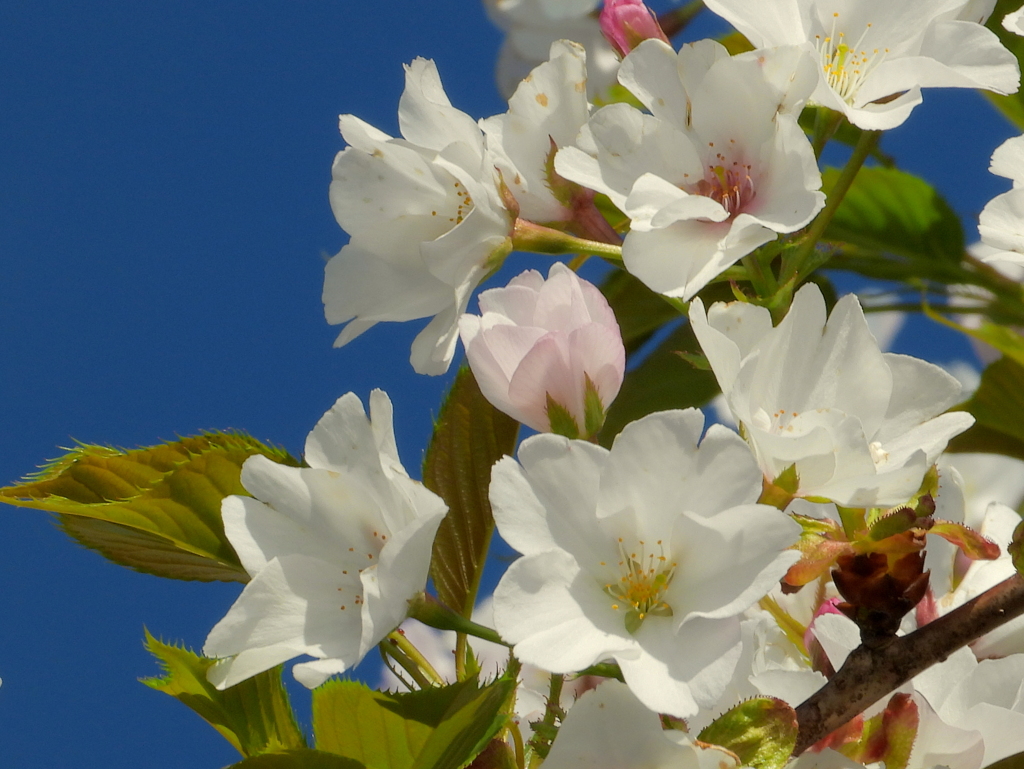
869,507 -> 919,541
0,433 -> 298,582
582,374 -> 606,439
227,751 -> 365,769
697,697 -> 798,769
141,630 -> 306,757
312,673 -> 516,769
760,465 -> 800,510
546,394 -> 581,440
822,165 -> 964,264
423,368 -> 519,618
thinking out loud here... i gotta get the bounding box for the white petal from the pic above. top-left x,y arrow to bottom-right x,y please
493,550 -> 635,672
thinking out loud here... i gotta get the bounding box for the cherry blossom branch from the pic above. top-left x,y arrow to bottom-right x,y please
794,573 -> 1024,754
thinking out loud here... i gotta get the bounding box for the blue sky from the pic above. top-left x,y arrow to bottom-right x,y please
0,1 -> 1019,765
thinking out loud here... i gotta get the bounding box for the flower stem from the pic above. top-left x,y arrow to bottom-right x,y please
382,632 -> 442,689
794,573 -> 1024,753
811,109 -> 844,160
512,219 -> 623,262
407,592 -> 510,647
509,718 -> 527,769
780,129 -> 881,288
528,673 -> 565,764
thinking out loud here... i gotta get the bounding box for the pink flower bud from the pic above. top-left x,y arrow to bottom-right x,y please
599,0 -> 669,58
458,263 -> 626,439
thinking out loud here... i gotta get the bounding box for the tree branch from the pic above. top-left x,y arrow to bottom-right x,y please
794,573 -> 1024,754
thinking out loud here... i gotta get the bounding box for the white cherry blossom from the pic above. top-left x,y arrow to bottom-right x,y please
204,391 -> 448,689
556,39 -> 824,300
690,283 -> 974,507
324,59 -> 513,375
482,40 -> 593,225
1005,7 -> 1024,36
483,0 -> 620,100
979,135 -> 1024,266
702,0 -> 1020,130
490,407 -> 800,718
542,680 -> 739,769
915,646 -> 1024,767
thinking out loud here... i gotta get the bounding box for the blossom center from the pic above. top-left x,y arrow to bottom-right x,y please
693,152 -> 755,216
602,537 -> 677,634
814,13 -> 889,104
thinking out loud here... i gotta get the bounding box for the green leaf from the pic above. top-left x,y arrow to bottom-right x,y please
0,433 -> 299,582
598,322 -> 720,446
951,357 -> 1024,461
822,166 -> 964,263
423,367 -> 519,618
697,697 -> 798,769
228,751 -> 365,769
142,631 -> 306,757
922,304 -> 1024,369
985,0 -> 1024,130
312,675 -> 515,769
598,268 -> 680,354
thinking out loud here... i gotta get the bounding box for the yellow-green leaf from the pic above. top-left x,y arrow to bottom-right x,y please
0,432 -> 299,582
698,698 -> 798,769
312,675 -> 515,769
142,631 -> 306,757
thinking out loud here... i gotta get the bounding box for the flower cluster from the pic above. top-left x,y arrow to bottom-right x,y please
196,2 -> 1024,769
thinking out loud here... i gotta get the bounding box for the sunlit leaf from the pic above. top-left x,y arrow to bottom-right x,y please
0,433 -> 298,581
822,166 -> 964,263
698,697 -> 798,769
312,674 -> 515,769
142,631 -> 306,757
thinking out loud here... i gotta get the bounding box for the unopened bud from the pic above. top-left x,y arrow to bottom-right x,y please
459,263 -> 625,439
599,0 -> 670,58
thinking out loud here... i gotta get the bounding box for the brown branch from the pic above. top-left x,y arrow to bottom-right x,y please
794,574 -> 1024,754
